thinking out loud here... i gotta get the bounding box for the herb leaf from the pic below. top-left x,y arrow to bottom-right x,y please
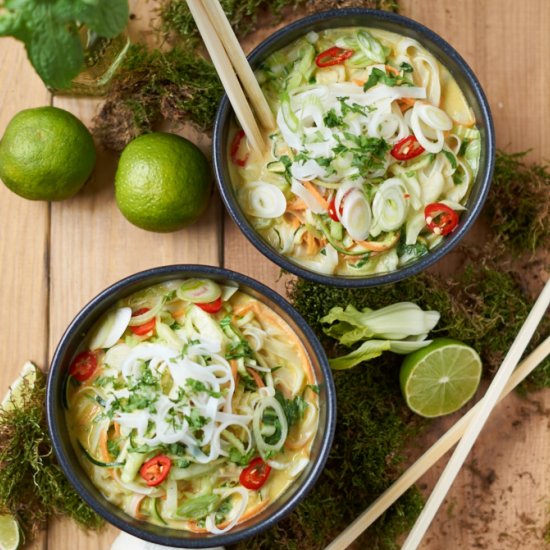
26,6 -> 84,89
74,0 -> 129,38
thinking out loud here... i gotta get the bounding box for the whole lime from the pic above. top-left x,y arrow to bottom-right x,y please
115,132 -> 212,232
0,106 -> 96,201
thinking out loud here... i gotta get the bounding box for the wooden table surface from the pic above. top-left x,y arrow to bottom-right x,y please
0,1 -> 548,548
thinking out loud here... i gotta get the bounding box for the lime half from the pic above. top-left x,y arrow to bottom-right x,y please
0,514 -> 19,550
400,338 -> 482,418
1,361 -> 38,412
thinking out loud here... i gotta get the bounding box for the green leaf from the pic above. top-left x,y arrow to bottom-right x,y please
329,340 -> 392,370
26,7 -> 83,89
0,12 -> 23,37
75,0 -> 129,38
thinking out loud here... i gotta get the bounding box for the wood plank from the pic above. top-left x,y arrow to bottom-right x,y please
0,37 -> 51,550
46,2 -> 221,548
398,1 -> 550,547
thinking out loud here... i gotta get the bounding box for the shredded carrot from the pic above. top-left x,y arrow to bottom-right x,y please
171,308 -> 186,319
230,359 -> 239,383
233,302 -> 259,317
134,496 -> 147,521
354,233 -> 400,252
302,180 -> 329,210
352,78 -> 366,86
246,367 -> 265,388
99,429 -> 111,462
287,198 -> 308,211
304,231 -> 319,257
385,64 -> 400,75
113,422 -> 121,438
397,97 -> 416,112
284,212 -> 302,228
187,522 -> 208,534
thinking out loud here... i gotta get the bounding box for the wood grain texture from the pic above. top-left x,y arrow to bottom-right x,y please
0,1 -> 547,549
0,38 -> 50,550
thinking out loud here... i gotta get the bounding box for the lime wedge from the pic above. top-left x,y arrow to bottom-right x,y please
1,361 -> 38,412
400,338 -> 482,418
0,514 -> 19,550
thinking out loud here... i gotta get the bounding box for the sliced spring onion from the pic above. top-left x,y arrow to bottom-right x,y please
253,396 -> 288,457
280,91 -> 300,133
177,279 -> 222,304
340,188 -> 372,241
371,177 -> 408,234
356,30 -> 389,64
206,487 -> 249,534
243,181 -> 287,219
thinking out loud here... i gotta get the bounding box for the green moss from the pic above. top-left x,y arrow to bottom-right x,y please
0,370 -> 103,543
158,0 -> 399,44
288,265 -> 549,384
485,150 -> 550,254
93,45 -> 223,151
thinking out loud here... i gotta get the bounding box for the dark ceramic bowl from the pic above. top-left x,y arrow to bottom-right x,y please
47,265 -> 336,548
213,8 -> 495,288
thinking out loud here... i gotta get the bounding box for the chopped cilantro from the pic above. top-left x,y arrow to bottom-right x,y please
228,446 -> 255,466
185,378 -> 222,398
323,108 -> 344,128
363,66 -> 413,91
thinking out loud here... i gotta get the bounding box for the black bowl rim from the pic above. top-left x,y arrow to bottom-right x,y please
46,264 -> 336,548
213,7 -> 496,288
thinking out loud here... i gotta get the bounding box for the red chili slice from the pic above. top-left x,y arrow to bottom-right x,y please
130,307 -> 156,336
328,197 -> 340,221
390,135 -> 425,161
197,296 -> 223,313
424,202 -> 459,236
140,455 -> 172,486
315,46 -> 354,68
69,351 -> 98,382
239,457 -> 271,490
230,129 -> 249,167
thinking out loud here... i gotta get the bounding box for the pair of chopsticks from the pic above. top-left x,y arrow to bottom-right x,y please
327,279 -> 550,550
185,0 -> 274,151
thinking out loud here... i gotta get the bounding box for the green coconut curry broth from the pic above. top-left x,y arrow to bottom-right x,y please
228,27 -> 480,276
65,279 -> 319,532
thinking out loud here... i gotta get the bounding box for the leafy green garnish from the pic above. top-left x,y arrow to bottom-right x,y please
333,133 -> 390,176
363,66 -> 413,91
0,0 -> 129,89
228,446 -> 256,466
323,108 -> 345,128
177,494 -> 220,520
274,390 -> 307,428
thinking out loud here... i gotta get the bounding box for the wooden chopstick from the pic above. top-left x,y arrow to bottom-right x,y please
401,279 -> 550,549
200,0 -> 275,130
325,335 -> 550,550
185,0 -> 264,152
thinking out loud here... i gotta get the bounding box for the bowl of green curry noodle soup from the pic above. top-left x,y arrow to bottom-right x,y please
213,8 -> 495,288
46,265 -> 336,548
